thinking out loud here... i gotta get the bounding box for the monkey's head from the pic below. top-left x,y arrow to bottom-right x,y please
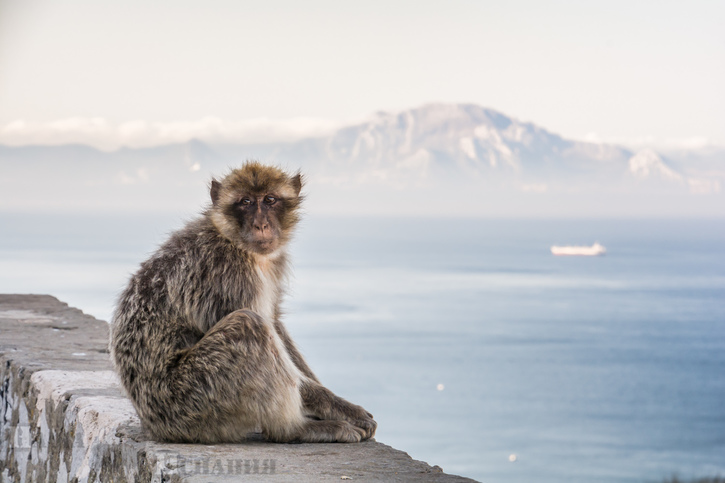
209,162 -> 303,255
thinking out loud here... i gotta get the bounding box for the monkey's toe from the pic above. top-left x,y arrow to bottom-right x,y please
337,421 -> 364,443
353,417 -> 377,440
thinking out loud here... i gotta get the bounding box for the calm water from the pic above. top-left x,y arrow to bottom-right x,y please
1,214 -> 724,482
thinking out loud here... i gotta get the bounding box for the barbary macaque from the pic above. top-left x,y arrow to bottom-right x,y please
110,162 -> 376,443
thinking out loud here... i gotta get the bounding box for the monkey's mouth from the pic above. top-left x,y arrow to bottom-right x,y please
249,238 -> 278,254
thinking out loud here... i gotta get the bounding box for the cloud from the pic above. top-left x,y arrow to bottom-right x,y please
582,133 -> 718,151
688,178 -> 721,194
521,183 -> 548,193
0,117 -> 341,150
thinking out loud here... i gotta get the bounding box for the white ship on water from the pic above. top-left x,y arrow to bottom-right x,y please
551,242 -> 606,256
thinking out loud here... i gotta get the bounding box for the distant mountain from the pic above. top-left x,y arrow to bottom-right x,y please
1,103 -> 722,216
304,103 -> 634,187
249,103 -> 719,194
328,104 -> 630,174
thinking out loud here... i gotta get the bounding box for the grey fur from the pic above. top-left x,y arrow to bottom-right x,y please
110,162 -> 377,443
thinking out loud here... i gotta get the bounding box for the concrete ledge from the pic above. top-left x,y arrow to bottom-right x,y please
0,295 -> 476,482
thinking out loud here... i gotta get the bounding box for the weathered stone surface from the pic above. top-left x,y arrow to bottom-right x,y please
0,294 -> 477,482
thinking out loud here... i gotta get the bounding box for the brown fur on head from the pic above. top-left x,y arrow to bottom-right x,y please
209,161 -> 303,255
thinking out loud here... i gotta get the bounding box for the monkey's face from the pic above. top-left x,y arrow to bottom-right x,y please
209,163 -> 303,254
232,192 -> 284,255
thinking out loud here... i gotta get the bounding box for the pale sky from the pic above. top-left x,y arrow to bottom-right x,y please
0,0 -> 723,149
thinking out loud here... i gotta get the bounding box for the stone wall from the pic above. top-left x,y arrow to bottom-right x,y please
0,295 -> 475,482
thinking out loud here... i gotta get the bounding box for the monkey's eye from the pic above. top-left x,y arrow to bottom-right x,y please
240,197 -> 252,206
263,195 -> 277,205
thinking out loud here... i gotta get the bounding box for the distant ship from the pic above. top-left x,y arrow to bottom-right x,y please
551,242 -> 606,256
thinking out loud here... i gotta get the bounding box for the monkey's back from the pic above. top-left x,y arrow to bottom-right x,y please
109,216 -> 257,425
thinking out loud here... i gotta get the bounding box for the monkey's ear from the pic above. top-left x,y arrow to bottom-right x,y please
290,173 -> 303,197
210,180 -> 222,205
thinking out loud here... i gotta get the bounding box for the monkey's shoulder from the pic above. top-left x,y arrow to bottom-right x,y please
149,217 -> 252,270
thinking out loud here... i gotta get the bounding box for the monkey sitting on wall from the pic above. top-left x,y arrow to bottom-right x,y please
110,162 -> 377,443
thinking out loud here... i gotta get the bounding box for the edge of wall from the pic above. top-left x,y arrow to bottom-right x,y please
0,294 -> 477,482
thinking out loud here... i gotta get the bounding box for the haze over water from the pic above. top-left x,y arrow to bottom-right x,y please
1,214 -> 723,482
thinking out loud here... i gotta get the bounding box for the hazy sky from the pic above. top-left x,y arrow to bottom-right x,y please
0,0 -> 723,148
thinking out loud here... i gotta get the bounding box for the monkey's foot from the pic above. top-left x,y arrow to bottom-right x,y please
333,404 -> 377,440
292,419 -> 366,443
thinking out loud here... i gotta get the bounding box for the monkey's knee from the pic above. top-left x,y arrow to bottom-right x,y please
211,309 -> 269,343
222,308 -> 266,326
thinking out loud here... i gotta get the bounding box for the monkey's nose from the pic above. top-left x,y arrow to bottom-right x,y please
253,222 -> 269,232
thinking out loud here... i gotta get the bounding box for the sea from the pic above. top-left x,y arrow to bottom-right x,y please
1,213 -> 723,483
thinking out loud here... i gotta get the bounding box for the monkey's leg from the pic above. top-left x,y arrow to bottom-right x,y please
171,309 -> 364,444
164,309 -> 294,442
300,380 -> 377,440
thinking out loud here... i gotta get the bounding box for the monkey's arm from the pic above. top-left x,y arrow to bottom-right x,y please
273,318 -> 320,383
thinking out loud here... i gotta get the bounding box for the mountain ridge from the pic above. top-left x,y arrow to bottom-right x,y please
1,103 -> 722,216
